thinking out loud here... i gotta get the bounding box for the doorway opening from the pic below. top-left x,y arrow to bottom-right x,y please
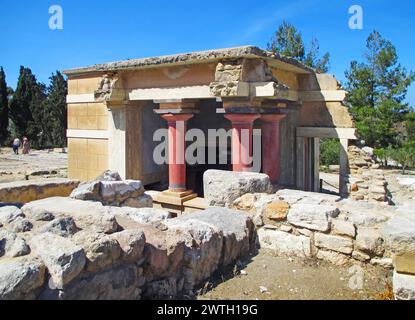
319,138 -> 341,195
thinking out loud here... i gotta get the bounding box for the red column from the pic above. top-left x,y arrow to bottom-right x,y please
224,114 -> 260,172
161,113 -> 194,192
261,114 -> 286,184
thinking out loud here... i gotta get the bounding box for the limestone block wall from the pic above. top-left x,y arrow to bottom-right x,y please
67,103 -> 108,131
67,76 -> 110,181
68,138 -> 108,181
0,196 -> 255,300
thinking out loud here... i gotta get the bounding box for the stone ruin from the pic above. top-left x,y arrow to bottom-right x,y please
348,145 -> 391,204
1,169 -> 414,300
0,171 -> 255,300
204,169 -> 415,300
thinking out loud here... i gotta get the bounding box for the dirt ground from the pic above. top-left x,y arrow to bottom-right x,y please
0,148 -> 68,183
198,250 -> 393,300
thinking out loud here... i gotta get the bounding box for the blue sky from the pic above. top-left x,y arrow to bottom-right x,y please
1,0 -> 414,104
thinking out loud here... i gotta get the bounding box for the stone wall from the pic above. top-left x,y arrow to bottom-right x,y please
0,191 -> 255,300
68,138 -> 109,181
232,190 -> 394,267
0,179 -> 80,205
229,188 -> 415,299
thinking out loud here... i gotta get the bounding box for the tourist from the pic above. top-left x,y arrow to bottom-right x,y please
22,136 -> 30,154
12,137 -> 21,155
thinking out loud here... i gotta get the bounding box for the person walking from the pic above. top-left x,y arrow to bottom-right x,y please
22,136 -> 30,155
12,137 -> 21,155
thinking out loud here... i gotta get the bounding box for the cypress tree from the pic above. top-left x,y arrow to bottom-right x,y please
9,66 -> 46,148
43,71 -> 68,147
0,67 -> 9,145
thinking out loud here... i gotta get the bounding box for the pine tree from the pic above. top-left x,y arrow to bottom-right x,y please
9,66 -> 46,148
267,21 -> 330,73
345,31 -> 415,148
0,67 -> 9,145
43,71 -> 68,147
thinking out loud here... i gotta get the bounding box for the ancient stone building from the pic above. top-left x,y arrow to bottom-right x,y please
64,46 -> 356,210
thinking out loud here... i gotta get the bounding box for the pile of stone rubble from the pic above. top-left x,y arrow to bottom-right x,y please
346,145 -> 391,204
348,145 -> 379,173
350,169 -> 391,204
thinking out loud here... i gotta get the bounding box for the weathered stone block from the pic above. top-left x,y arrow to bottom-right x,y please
287,204 -> 339,232
83,236 -> 122,273
356,227 -> 385,257
203,170 -> 271,207
316,250 -> 349,266
0,206 -> 24,225
258,229 -> 311,258
393,253 -> 415,275
232,193 -> 258,212
382,213 -> 415,254
393,271 -> 415,300
262,200 -> 290,224
30,233 -> 86,289
370,257 -> 393,269
331,219 -> 356,238
61,264 -> 142,300
0,257 -> 46,300
0,230 -> 30,258
276,189 -> 340,206
121,194 -> 153,209
166,218 -> 223,290
176,207 -> 255,266
145,277 -> 183,299
111,207 -> 171,225
22,197 -> 120,234
8,217 -> 33,233
37,217 -> 79,237
111,230 -> 146,264
352,250 -> 370,262
0,179 -> 80,204
314,233 -> 353,255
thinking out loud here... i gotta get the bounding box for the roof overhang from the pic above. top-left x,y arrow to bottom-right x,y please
63,46 -> 313,77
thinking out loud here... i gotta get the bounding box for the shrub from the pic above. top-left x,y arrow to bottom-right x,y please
320,138 -> 340,166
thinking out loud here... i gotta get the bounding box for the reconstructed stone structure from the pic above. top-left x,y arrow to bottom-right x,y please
64,46 -> 356,212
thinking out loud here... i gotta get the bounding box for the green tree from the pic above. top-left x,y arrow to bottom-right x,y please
267,21 -> 330,73
403,112 -> 415,147
345,31 -> 415,148
0,67 -> 9,145
9,66 -> 47,148
320,138 -> 340,166
389,145 -> 415,174
42,71 -> 68,147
